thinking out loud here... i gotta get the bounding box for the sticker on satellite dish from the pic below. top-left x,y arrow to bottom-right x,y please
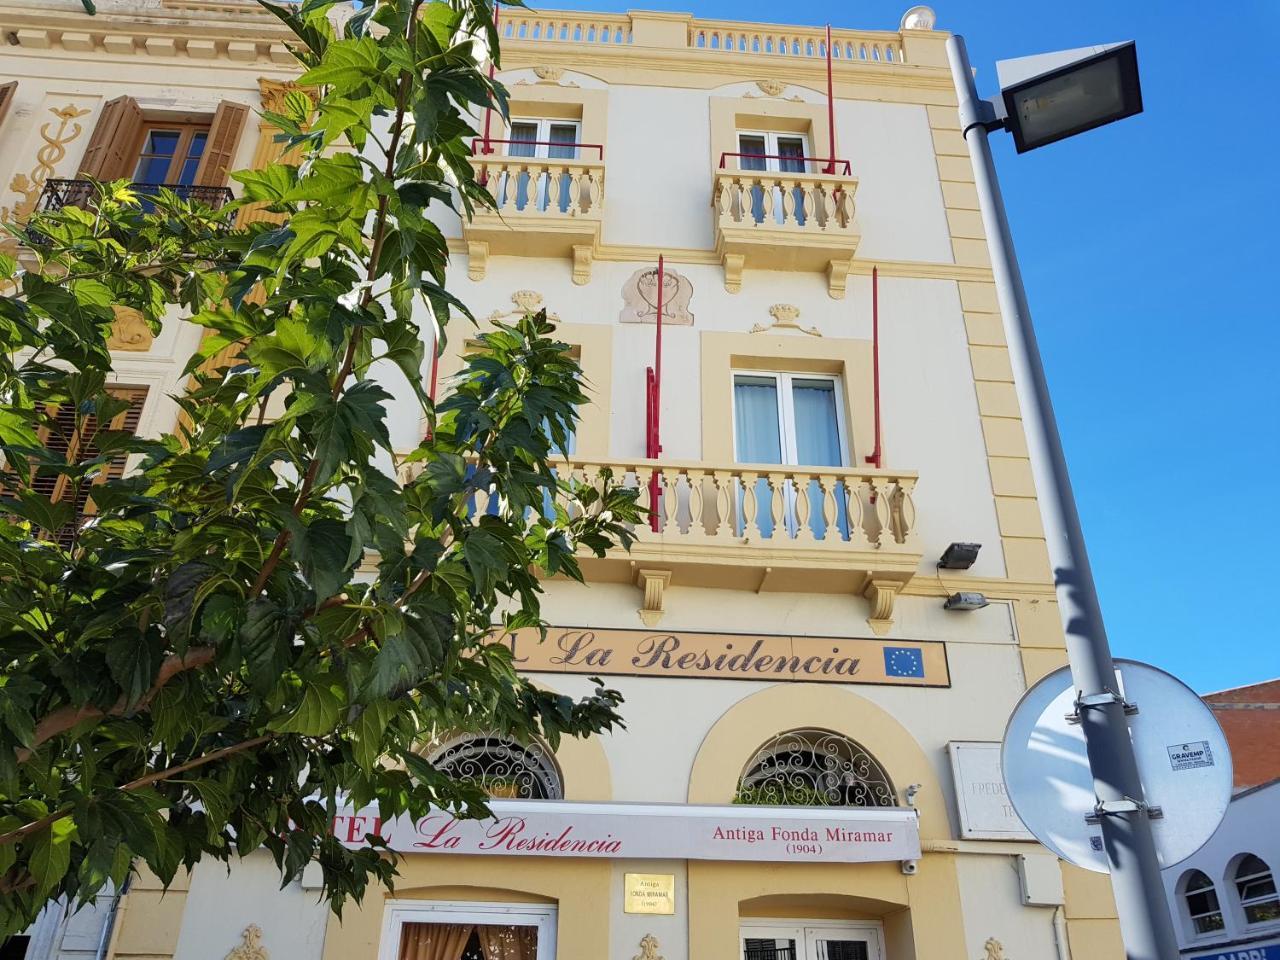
1168,741 -> 1215,771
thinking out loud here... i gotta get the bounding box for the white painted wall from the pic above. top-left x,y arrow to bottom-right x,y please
1161,781 -> 1280,956
955,855 -> 1063,960
172,852 -> 329,960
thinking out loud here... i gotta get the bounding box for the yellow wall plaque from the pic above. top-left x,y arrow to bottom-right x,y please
624,873 -> 676,915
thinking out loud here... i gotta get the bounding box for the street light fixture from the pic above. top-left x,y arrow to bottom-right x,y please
945,32 -> 1178,960
997,42 -> 1143,153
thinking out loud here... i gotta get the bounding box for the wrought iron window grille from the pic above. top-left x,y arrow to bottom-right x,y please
734,728 -> 896,808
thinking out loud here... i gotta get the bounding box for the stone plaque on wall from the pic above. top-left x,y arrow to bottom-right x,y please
619,266 -> 694,326
947,741 -> 1035,840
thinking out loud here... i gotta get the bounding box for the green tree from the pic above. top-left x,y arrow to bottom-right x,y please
0,0 -> 640,936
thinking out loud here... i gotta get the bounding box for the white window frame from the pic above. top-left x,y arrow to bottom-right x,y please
735,130 -> 810,172
730,371 -> 850,468
378,899 -> 558,960
1180,870 -> 1225,939
1235,855 -> 1280,928
739,918 -> 885,960
505,117 -> 581,159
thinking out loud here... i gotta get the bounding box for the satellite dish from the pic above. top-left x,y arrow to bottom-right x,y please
1002,659 -> 1232,873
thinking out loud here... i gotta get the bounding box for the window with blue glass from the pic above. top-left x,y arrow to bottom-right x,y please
131,122 -> 210,187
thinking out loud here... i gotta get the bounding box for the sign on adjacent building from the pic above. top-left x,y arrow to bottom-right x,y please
1189,943 -> 1280,960
490,627 -> 949,687
332,799 -> 922,864
947,741 -> 1034,840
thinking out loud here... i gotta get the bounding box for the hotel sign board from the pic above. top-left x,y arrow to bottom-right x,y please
331,799 -> 922,864
490,627 -> 949,688
947,741 -> 1035,840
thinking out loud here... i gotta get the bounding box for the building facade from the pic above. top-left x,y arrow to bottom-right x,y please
2,1 -> 1130,958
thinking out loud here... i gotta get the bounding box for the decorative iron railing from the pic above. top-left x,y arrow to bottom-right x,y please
429,733 -> 563,800
35,178 -> 234,213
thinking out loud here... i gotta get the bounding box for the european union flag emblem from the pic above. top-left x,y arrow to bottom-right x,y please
884,646 -> 925,679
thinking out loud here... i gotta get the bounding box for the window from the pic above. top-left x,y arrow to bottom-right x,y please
503,118 -> 580,214
132,122 -> 210,186
505,118 -> 581,160
1181,870 -> 1225,935
736,131 -> 808,173
430,734 -> 563,800
382,901 -> 556,960
10,386 -> 148,547
741,922 -> 883,960
735,729 -> 895,808
732,372 -> 849,539
1235,855 -> 1280,926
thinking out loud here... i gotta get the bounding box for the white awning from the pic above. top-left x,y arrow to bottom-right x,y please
332,799 -> 921,863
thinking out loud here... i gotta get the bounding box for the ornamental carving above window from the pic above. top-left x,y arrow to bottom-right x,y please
430,734 -> 563,800
734,728 -> 896,807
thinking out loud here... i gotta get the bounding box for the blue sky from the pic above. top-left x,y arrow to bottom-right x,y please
534,0 -> 1280,692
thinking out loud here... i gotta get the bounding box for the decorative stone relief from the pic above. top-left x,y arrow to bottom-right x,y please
826,258 -> 853,300
755,79 -> 786,97
107,306 -> 154,352
572,243 -> 594,286
1,103 -> 92,226
721,253 -> 745,295
487,290 -> 560,322
750,303 -> 820,337
633,933 -> 664,960
981,938 -> 1006,960
224,925 -> 269,960
620,266 -> 694,326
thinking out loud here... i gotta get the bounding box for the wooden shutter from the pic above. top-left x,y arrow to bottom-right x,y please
0,81 -> 16,135
28,386 -> 148,545
193,99 -> 249,187
77,95 -> 144,181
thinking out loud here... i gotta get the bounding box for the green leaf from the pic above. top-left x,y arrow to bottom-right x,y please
240,599 -> 290,694
1,491 -> 75,536
269,676 -> 346,735
28,818 -> 76,897
105,629 -> 163,707
297,517 -> 353,601
462,527 -> 508,594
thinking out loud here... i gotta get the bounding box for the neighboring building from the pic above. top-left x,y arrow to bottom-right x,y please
1206,680 -> 1280,790
1162,779 -> 1280,960
1,2 -> 1133,959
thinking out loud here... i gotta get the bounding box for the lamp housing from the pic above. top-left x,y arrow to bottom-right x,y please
997,41 -> 1142,154
939,542 -> 981,570
945,592 -> 990,612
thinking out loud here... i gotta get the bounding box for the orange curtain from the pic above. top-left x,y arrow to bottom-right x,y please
475,925 -> 538,960
398,923 -> 475,960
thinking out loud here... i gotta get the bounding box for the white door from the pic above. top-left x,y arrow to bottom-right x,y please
735,131 -> 809,224
505,118 -> 580,212
740,922 -> 885,960
804,924 -> 884,960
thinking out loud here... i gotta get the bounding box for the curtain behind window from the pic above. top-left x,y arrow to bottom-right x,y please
792,378 -> 847,541
475,925 -> 538,960
398,923 -> 475,960
733,377 -> 782,464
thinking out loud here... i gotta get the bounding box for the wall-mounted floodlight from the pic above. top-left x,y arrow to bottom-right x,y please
996,42 -> 1143,154
939,542 -> 981,570
944,592 -> 989,611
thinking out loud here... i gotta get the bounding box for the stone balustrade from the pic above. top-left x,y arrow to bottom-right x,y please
714,169 -> 856,233
473,157 -> 604,218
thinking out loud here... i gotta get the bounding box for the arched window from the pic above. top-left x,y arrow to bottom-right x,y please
734,728 -> 896,807
1235,854 -> 1280,925
430,734 -> 563,800
1180,869 -> 1224,934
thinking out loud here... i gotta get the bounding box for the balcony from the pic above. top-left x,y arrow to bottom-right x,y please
36,178 -> 234,213
402,454 -> 923,632
712,157 -> 860,299
465,145 -> 605,285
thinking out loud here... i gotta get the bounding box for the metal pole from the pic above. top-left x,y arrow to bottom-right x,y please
946,34 -> 1179,960
864,265 -> 881,468
824,24 -> 836,174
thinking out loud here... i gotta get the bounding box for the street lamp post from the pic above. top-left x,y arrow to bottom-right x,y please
945,34 -> 1180,960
